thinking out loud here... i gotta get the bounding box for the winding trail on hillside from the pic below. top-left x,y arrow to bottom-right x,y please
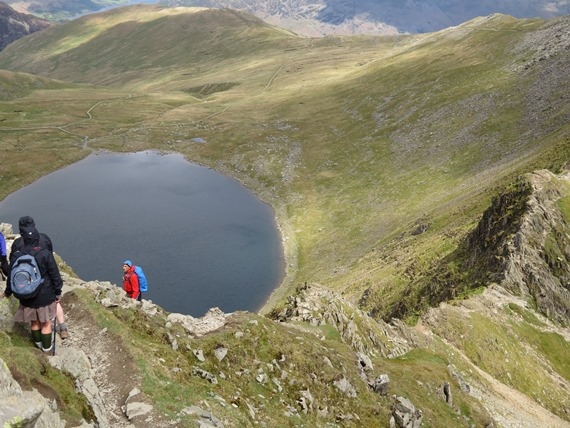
0,94 -> 133,141
471,362 -> 570,428
417,322 -> 570,428
419,287 -> 570,428
58,287 -> 172,428
1,36 -> 314,139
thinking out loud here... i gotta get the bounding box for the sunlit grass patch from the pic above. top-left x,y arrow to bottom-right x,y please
428,307 -> 570,418
511,322 -> 570,381
506,303 -> 546,327
380,348 -> 491,426
558,195 -> 570,223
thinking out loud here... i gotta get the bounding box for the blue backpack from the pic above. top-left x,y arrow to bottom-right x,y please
134,265 -> 148,292
10,248 -> 44,299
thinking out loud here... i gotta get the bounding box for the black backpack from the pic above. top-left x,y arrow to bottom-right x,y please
10,247 -> 44,299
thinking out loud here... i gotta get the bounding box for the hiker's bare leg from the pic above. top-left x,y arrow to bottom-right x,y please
57,301 -> 65,324
30,320 -> 42,348
39,320 -> 52,335
57,301 -> 69,339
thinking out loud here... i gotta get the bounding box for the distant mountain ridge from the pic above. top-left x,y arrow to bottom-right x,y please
2,0 -> 570,35
159,0 -> 570,35
0,2 -> 50,51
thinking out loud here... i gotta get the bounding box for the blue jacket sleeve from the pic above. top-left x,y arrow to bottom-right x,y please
0,233 -> 6,257
0,233 -> 8,277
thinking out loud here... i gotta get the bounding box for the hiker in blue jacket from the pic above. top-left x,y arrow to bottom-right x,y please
0,230 -> 8,277
10,216 -> 70,339
3,224 -> 63,355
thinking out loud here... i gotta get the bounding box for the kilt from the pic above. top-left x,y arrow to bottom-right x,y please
13,301 -> 57,323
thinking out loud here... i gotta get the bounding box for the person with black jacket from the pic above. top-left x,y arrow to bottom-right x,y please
11,216 -> 70,339
2,224 -> 63,355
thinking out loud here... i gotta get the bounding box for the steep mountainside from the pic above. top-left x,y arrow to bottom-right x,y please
1,169 -> 570,426
0,5 -> 297,87
0,7 -> 569,426
0,6 -> 568,306
0,2 -> 50,51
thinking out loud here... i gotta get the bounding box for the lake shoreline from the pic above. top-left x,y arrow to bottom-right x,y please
0,150 -> 288,317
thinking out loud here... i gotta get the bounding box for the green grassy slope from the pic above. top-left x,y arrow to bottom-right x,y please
0,285 -> 495,427
0,5 -> 299,90
0,7 -> 568,317
0,70 -> 72,100
1,8 -> 570,426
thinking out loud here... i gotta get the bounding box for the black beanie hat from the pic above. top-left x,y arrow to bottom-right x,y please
19,216 -> 36,229
21,225 -> 40,245
18,216 -> 36,236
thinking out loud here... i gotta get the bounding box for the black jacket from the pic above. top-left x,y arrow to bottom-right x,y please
6,225 -> 63,308
11,233 -> 53,254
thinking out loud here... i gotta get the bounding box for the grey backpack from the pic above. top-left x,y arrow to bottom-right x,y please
10,248 -> 44,299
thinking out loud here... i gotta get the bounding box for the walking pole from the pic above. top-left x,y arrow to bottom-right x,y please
53,315 -> 57,356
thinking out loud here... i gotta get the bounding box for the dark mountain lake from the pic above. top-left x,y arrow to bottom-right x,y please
0,151 -> 285,317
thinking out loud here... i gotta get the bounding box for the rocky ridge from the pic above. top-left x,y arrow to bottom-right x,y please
1,265 -> 431,427
159,0 -> 570,35
0,2 -> 50,51
499,170 -> 570,323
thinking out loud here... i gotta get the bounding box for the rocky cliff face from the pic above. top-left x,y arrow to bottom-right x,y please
464,169 -> 570,325
0,2 -> 50,51
387,167 -> 570,323
500,170 -> 570,324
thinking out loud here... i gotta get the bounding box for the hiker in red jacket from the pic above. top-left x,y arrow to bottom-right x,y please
122,260 -> 140,300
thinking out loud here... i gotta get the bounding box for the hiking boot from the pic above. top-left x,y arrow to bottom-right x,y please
59,329 -> 69,340
42,347 -> 54,356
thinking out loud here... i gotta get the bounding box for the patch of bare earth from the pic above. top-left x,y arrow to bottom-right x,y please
60,292 -> 173,427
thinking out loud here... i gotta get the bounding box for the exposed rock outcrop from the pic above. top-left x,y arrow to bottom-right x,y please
274,282 -> 420,359
0,357 -> 64,427
465,169 -> 570,325
390,396 -> 423,428
500,170 -> 570,324
0,2 -> 50,51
